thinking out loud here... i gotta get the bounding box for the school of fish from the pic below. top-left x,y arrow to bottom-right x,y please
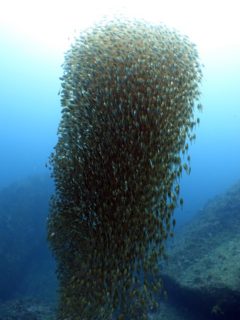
48,16 -> 202,319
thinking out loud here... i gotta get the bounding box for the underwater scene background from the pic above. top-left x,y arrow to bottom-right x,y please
0,0 -> 240,319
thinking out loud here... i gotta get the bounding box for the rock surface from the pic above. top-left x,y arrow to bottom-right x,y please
1,178 -> 240,319
0,175 -> 57,301
161,180 -> 240,319
0,298 -> 55,320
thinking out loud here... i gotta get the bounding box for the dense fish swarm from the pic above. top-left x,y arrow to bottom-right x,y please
48,17 -> 202,319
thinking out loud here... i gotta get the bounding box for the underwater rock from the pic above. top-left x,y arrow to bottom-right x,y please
0,175 -> 56,301
0,298 -> 55,320
162,180 -> 240,319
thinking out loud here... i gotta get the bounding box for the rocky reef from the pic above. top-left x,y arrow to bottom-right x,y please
0,175 -> 57,302
159,180 -> 240,320
1,177 -> 239,319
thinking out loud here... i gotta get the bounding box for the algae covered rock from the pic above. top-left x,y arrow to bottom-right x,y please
164,181 -> 240,319
48,16 -> 202,319
0,175 -> 54,301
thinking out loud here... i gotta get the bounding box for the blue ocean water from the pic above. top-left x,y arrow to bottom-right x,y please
1,29 -> 239,219
0,30 -> 61,188
177,45 -> 240,224
0,8 -> 240,319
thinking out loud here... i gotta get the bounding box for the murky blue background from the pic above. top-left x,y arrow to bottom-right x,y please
0,0 -> 239,307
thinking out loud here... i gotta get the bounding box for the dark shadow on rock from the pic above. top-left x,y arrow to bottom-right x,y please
162,274 -> 240,320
